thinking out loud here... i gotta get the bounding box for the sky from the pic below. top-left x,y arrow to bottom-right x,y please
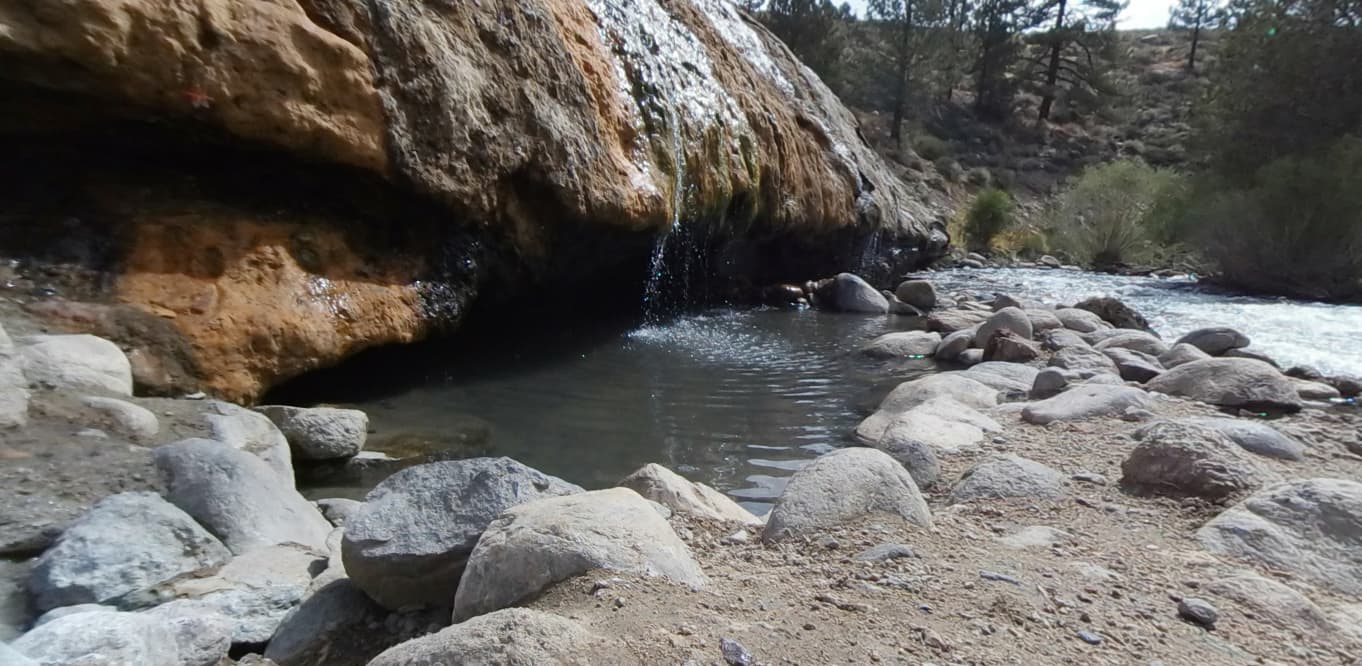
841,0 -> 1174,29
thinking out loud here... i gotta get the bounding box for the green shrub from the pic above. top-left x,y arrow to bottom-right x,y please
1187,136 -> 1362,300
964,188 -> 1015,251
935,156 -> 964,182
1045,160 -> 1181,268
966,167 -> 993,187
913,134 -> 951,161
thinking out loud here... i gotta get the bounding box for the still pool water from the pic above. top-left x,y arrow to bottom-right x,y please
286,268 -> 1362,511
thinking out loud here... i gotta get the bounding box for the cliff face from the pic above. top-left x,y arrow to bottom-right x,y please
0,0 -> 946,401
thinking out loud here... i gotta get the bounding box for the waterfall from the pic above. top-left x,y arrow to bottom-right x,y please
641,111 -> 688,323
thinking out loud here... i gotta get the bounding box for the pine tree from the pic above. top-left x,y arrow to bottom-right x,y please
1029,0 -> 1125,121
764,0 -> 856,90
866,0 -> 950,138
1167,0 -> 1220,71
971,0 -> 1041,119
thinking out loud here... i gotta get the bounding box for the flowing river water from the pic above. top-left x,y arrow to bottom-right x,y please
290,268 -> 1362,512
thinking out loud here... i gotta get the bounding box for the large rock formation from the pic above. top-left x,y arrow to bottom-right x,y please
0,0 -> 944,400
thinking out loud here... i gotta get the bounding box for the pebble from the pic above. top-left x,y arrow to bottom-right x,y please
1071,471 -> 1108,485
720,637 -> 754,666
1077,630 -> 1104,645
1177,597 -> 1218,628
852,543 -> 916,562
979,570 -> 1022,585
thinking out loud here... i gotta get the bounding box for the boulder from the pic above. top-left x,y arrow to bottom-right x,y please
343,457 -> 583,611
973,307 -> 1033,347
202,401 -> 295,486
264,578 -> 442,666
1158,343 -> 1212,369
859,331 -> 941,359
854,397 -> 1001,445
764,448 -> 932,541
1198,479 -> 1362,596
957,348 -> 984,366
28,492 -> 231,611
120,543 -> 326,645
1175,327 -> 1250,356
1094,330 -> 1169,357
1292,378 -> 1341,401
990,293 -> 1024,310
79,396 -> 159,442
816,273 -> 889,314
1145,358 -> 1302,412
878,373 -> 998,414
935,329 -> 974,361
11,610 -> 180,666
141,601 -> 236,666
894,280 -> 937,310
1204,574 -> 1338,637
927,308 -> 991,333
368,608 -> 608,666
1101,347 -> 1164,382
453,488 -> 705,621
1225,347 -> 1279,367
619,464 -> 760,526
882,291 -> 924,316
1072,296 -> 1155,333
950,454 -> 1065,504
1022,385 -> 1153,425
1122,421 -> 1278,501
1039,328 -> 1089,351
32,604 -> 115,627
154,438 -> 332,554
1048,345 -> 1119,375
962,362 -> 1040,393
1054,308 -> 1107,333
0,642 -> 36,666
17,334 -> 133,396
982,330 -> 1041,363
256,405 -> 368,460
874,430 -> 941,489
876,410 -> 983,457
315,498 -> 363,527
1184,417 -> 1306,461
1025,309 -> 1063,332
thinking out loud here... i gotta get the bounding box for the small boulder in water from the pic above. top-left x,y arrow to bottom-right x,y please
1072,296 -> 1155,333
1175,327 -> 1250,356
859,331 -> 941,359
814,273 -> 889,314
895,279 -> 937,310
974,307 -> 1033,346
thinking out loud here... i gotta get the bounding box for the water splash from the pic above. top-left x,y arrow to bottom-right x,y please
642,110 -> 689,322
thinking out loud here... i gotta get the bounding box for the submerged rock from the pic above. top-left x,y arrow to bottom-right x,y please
453,488 -> 705,621
764,448 -> 932,540
859,331 -> 941,359
343,457 -> 581,611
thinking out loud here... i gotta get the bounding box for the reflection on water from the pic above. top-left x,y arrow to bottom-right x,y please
924,268 -> 1362,375
320,309 -> 929,513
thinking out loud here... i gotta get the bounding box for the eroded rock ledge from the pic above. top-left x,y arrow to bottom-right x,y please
0,0 -> 946,400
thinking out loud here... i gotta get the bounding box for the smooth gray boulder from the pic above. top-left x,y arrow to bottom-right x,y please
874,429 -> 941,488
1026,309 -> 1063,332
1054,308 -> 1106,333
1101,347 -> 1164,382
764,448 -> 932,541
854,396 -> 1001,445
950,454 -> 1065,504
962,361 -> 1039,393
264,578 -> 442,666
1028,367 -> 1123,400
1022,385 -> 1153,425
1073,296 -> 1154,333
879,373 -> 998,414
369,608 -> 608,666
122,543 -> 326,645
1183,417 -> 1306,461
1123,421 -> 1278,501
11,610 -> 179,666
1198,479 -> 1362,596
453,488 -> 705,621
202,401 -> 294,486
256,405 -> 368,460
154,438 -> 332,555
1204,574 -> 1338,637
619,464 -> 760,526
1158,343 -> 1212,369
859,331 -> 941,359
1145,358 -> 1302,411
79,396 -> 159,442
1176,327 -> 1250,356
878,409 -> 985,455
141,602 -> 235,666
817,273 -> 889,314
982,330 -> 1040,363
1094,330 -> 1170,357
974,307 -> 1033,347
1292,377 -> 1341,401
1049,345 -> 1119,375
17,334 -> 132,396
28,492 -> 231,611
927,308 -> 991,333
936,328 -> 974,360
1040,328 -> 1089,351
343,457 -> 583,611
895,280 -> 937,310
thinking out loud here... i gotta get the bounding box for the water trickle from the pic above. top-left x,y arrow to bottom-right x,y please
642,111 -> 694,322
